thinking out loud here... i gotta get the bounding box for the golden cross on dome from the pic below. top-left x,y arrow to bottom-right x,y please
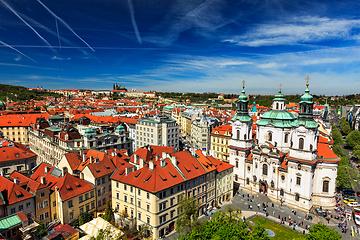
279,83 -> 282,90
305,76 -> 310,86
242,80 -> 245,89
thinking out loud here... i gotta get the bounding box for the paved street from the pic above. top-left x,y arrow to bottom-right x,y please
164,187 -> 360,239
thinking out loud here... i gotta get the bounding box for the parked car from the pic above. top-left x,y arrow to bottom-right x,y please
344,199 -> 356,204
348,202 -> 360,207
343,195 -> 356,200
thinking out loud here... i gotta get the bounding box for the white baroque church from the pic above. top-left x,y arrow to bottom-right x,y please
229,82 -> 340,212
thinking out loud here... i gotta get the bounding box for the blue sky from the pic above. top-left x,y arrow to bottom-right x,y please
1,0 -> 360,95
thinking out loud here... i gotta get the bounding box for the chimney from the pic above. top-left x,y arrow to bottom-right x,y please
90,156 -> 94,163
111,151 -> 115,157
41,176 -> 46,185
105,150 -> 108,154
80,173 -> 84,180
140,158 -> 145,169
162,152 -> 167,159
149,161 -> 154,171
0,172 -> 4,177
171,156 -> 177,167
44,166 -> 48,174
125,167 -> 131,176
114,148 -> 117,153
161,159 -> 166,167
83,154 -> 86,163
134,154 -> 138,164
14,178 -> 19,185
155,155 -> 159,161
95,158 -> 99,163
62,167 -> 67,176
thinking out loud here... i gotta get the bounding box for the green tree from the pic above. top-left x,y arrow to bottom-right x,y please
89,226 -> 122,240
353,145 -> 360,158
176,196 -> 201,235
102,201 -> 115,225
36,222 -> 48,238
306,222 -> 341,240
345,130 -> 360,148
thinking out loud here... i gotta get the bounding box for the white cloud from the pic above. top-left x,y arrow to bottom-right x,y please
224,16 -> 360,46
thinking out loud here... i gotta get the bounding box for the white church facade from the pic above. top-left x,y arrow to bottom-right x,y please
230,82 -> 340,212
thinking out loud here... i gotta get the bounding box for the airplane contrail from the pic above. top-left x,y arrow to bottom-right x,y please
127,0 -> 142,44
55,18 -> 62,50
36,0 -> 95,52
0,40 -> 36,62
0,0 -> 55,53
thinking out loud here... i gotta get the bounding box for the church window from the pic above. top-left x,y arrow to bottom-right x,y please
295,193 -> 300,201
236,161 -> 239,168
246,178 -> 250,185
310,144 -> 313,151
253,176 -> 257,182
244,134 -> 246,140
247,166 -> 251,172
262,164 -> 268,176
284,133 -> 288,143
276,103 -> 279,109
273,168 -> 275,173
299,138 -> 304,150
235,174 -> 238,181
281,175 -> 285,181
237,130 -> 240,140
255,163 -> 258,169
296,177 -> 301,185
323,181 -> 329,192
271,180 -> 274,188
280,189 -> 284,196
268,132 -> 272,141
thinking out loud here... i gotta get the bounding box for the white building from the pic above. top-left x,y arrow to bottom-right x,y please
229,83 -> 340,212
136,116 -> 179,151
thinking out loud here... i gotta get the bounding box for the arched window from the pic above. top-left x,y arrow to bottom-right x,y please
268,132 -> 272,141
246,178 -> 250,185
299,138 -> 304,150
262,164 -> 268,176
295,193 -> 300,201
237,130 -> 240,140
244,134 -> 246,140
284,133 -> 288,143
323,180 -> 329,192
276,103 -> 279,109
280,189 -> 284,196
310,144 -> 313,151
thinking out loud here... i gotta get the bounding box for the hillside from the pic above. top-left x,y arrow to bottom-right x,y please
0,84 -> 63,102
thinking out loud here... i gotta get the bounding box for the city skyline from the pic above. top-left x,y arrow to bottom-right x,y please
0,0 -> 360,95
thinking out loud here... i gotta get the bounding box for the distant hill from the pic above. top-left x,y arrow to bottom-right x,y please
0,84 -> 63,102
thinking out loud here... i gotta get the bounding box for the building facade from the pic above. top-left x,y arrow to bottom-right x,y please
210,125 -> 232,162
136,116 -> 179,151
229,83 -> 340,212
191,115 -> 221,154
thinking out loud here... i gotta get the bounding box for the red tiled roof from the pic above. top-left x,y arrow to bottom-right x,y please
16,211 -> 28,222
206,155 -> 234,172
171,151 -> 206,181
0,176 -> 33,205
46,224 -> 79,240
195,150 -> 217,172
9,171 -> 47,194
0,141 -> 36,163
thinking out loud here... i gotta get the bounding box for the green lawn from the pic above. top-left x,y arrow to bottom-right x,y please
247,216 -> 307,240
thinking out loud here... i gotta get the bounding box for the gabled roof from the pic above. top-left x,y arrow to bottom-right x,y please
0,176 -> 33,205
171,151 -> 206,181
111,158 -> 185,193
195,150 -> 217,172
206,155 -> 234,173
9,171 -> 47,194
130,145 -> 174,163
0,140 -> 36,163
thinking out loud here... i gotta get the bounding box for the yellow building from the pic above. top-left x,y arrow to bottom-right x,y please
111,150 -> 211,239
31,163 -> 96,225
210,125 -> 232,162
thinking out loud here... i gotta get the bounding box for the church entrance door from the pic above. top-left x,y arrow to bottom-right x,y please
259,180 -> 267,194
